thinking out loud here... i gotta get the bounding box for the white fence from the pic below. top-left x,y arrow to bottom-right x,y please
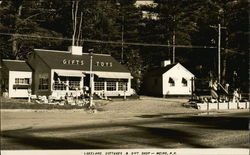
196,102 -> 250,110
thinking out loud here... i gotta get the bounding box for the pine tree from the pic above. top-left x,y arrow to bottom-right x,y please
140,0 -> 199,69
0,0 -> 63,60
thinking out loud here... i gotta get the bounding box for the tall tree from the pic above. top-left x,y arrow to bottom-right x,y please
0,0 -> 62,60
139,0 -> 199,69
116,0 -> 145,92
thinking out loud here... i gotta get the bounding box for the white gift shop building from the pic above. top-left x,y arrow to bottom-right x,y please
144,60 -> 195,96
1,47 -> 134,98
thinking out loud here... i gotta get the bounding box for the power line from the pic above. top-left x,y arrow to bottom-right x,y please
0,32 -> 217,49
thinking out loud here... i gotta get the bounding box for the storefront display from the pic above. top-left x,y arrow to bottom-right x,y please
1,46 -> 134,98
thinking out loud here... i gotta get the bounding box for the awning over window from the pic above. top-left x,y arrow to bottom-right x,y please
55,70 -> 85,77
168,77 -> 175,83
94,72 -> 133,79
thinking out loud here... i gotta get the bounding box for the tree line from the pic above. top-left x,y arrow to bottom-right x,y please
0,0 -> 248,93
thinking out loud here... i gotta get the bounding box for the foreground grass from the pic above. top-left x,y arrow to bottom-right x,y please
0,97 -> 88,110
0,97 -> 110,110
0,102 -> 85,110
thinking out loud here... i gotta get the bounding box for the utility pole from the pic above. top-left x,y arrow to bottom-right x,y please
218,23 -> 221,83
121,15 -> 124,63
210,24 -> 226,83
172,15 -> 176,64
116,1 -> 124,63
172,30 -> 176,64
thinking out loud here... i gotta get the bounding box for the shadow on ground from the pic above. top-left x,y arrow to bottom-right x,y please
137,112 -> 249,130
1,118 -> 210,149
167,116 -> 249,130
1,113 -> 249,149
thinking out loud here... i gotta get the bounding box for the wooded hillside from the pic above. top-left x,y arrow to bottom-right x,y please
0,0 -> 248,93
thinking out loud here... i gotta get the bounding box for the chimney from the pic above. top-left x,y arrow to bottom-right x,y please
68,46 -> 82,55
161,60 -> 171,67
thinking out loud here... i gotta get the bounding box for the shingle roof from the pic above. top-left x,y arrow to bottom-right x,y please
2,60 -> 32,72
34,49 -> 130,73
146,64 -> 177,76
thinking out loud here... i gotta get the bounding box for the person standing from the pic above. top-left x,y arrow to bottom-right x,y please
210,80 -> 219,101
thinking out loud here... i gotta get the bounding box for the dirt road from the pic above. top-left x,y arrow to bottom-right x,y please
1,97 -> 249,149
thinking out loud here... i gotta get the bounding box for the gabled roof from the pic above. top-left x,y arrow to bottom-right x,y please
1,60 -> 32,72
147,64 -> 176,76
147,63 -> 193,77
34,49 -> 130,73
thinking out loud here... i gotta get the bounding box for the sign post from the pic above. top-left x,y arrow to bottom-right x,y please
89,49 -> 94,108
123,84 -> 126,100
28,88 -> 31,103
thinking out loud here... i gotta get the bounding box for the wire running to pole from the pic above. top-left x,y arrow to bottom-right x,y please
0,32 -> 217,49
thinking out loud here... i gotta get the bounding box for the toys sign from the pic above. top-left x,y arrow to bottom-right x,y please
96,61 -> 112,67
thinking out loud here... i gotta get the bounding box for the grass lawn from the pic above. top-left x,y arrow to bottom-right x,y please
0,97 -> 88,110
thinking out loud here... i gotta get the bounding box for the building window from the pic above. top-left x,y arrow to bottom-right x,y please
53,81 -> 67,90
39,73 -> 49,90
13,78 -> 30,89
94,82 -> 105,91
107,81 -> 116,91
168,77 -> 175,86
15,78 -> 30,85
39,78 -> 49,90
68,77 -> 81,90
182,78 -> 188,87
53,75 -> 66,90
69,81 -> 80,90
118,82 -> 127,91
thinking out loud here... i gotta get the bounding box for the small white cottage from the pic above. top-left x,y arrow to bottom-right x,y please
144,60 -> 195,96
1,60 -> 32,98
